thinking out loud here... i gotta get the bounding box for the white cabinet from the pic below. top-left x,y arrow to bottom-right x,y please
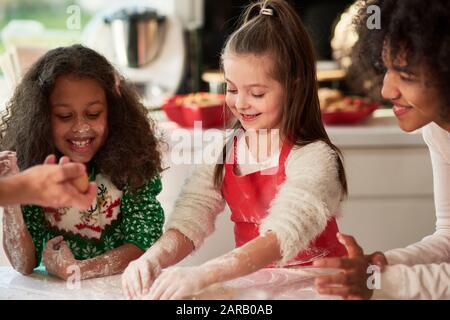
325,111 -> 435,253
337,147 -> 435,253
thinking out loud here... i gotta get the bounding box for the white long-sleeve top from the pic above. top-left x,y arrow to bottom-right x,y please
373,122 -> 450,300
165,139 -> 344,265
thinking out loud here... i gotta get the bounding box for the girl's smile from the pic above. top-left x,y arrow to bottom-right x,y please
67,137 -> 95,153
240,113 -> 262,122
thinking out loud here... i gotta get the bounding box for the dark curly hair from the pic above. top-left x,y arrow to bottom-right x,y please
354,0 -> 450,121
0,44 -> 162,191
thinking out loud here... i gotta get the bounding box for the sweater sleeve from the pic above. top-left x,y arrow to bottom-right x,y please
164,164 -> 226,249
21,205 -> 46,267
372,263 -> 450,300
120,175 -> 165,251
385,123 -> 450,266
260,141 -> 344,264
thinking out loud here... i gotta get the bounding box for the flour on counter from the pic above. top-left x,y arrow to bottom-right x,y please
0,267 -> 124,300
192,268 -> 341,300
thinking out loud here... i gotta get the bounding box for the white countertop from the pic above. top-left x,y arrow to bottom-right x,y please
0,266 -> 338,300
0,266 -> 123,300
325,109 -> 424,147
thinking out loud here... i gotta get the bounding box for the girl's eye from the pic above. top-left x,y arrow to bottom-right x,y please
87,112 -> 100,119
56,114 -> 72,120
227,89 -> 237,94
252,93 -> 265,98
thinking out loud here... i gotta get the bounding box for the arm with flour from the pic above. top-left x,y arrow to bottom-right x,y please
122,163 -> 226,299
1,152 -> 96,275
42,175 -> 165,281
1,152 -> 37,275
144,141 -> 344,300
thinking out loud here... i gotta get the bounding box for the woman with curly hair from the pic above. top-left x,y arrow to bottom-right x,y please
0,44 -> 164,280
314,0 -> 450,299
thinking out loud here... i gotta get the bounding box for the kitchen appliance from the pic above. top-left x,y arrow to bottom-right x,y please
82,0 -> 204,107
104,7 -> 167,69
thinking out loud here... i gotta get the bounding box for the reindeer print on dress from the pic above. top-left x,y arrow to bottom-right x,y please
43,174 -> 123,240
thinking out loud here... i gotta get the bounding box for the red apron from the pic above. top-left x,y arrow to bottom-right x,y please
221,138 -> 347,266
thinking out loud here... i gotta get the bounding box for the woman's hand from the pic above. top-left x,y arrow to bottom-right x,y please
0,153 -> 96,209
145,266 -> 211,300
313,233 -> 388,300
122,256 -> 162,299
23,155 -> 96,209
42,236 -> 79,280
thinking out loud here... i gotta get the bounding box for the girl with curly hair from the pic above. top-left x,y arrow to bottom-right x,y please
0,44 -> 164,280
314,0 -> 450,300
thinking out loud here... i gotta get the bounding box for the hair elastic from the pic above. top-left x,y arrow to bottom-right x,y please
260,8 -> 274,16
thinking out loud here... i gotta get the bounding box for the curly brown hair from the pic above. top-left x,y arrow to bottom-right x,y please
354,0 -> 450,122
0,44 -> 162,191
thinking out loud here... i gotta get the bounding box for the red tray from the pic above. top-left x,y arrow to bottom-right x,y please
162,93 -> 233,128
322,100 -> 380,125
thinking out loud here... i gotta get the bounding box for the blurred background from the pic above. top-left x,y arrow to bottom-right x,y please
0,0 -> 368,100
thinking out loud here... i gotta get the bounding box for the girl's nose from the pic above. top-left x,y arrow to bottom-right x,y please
381,71 -> 401,100
72,121 -> 91,134
235,95 -> 250,111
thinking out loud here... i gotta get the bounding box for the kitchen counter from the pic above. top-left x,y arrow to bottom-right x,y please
0,266 -> 338,300
325,108 -> 424,147
0,266 -> 123,300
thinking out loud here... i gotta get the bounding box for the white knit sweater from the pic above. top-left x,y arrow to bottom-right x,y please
373,122 -> 450,300
165,140 -> 343,265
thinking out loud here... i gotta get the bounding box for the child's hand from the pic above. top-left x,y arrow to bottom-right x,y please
0,151 -> 19,176
122,257 -> 162,299
145,266 -> 211,300
313,233 -> 386,300
42,236 -> 78,280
